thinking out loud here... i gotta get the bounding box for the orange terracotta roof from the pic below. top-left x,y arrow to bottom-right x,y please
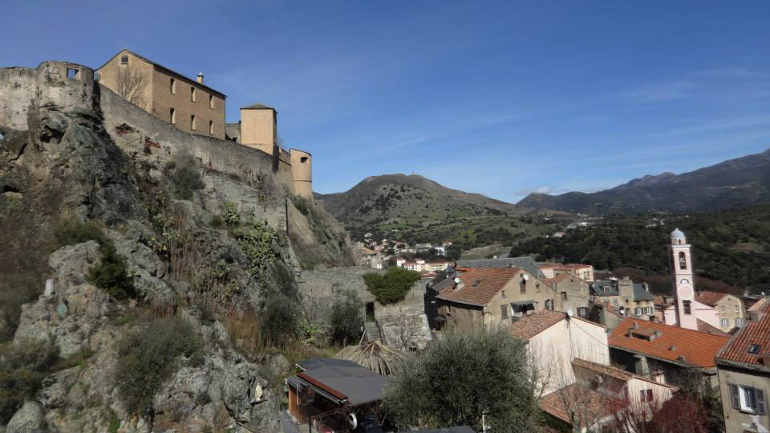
695,291 -> 728,307
509,310 -> 567,340
717,302 -> 770,367
609,318 -> 729,368
539,384 -> 618,427
696,319 -> 729,337
435,267 -> 521,307
748,297 -> 768,312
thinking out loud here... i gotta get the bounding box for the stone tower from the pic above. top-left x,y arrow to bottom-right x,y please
670,228 -> 697,330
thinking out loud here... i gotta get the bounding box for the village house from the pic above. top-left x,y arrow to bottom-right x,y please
589,277 -> 655,320
97,49 -> 227,139
432,267 -> 557,331
696,291 -> 747,332
509,310 -> 609,396
285,357 -> 388,431
715,302 -> 770,433
549,272 -> 592,319
609,318 -> 729,392
540,263 -> 595,282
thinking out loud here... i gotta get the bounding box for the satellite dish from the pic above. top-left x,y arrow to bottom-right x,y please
523,274 -> 529,281
454,277 -> 461,284
567,309 -> 574,317
349,413 -> 358,430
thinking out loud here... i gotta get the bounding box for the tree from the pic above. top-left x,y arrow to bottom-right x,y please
329,290 -> 363,345
383,329 -> 535,432
363,267 -> 421,305
116,65 -> 147,108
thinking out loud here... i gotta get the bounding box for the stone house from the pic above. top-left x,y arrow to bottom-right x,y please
97,49 -> 227,139
696,291 -> 747,332
434,267 -> 557,331
550,272 -> 592,319
609,318 -> 729,393
715,303 -> 770,432
590,278 -> 655,320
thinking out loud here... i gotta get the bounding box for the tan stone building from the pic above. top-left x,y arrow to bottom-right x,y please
696,291 -> 746,332
715,303 -> 769,432
590,278 -> 655,320
434,267 -> 559,331
97,50 -> 226,139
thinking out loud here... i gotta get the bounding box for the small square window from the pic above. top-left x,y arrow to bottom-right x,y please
501,290 -> 506,298
683,300 -> 691,315
67,68 -> 78,79
120,55 -> 128,65
749,344 -> 761,355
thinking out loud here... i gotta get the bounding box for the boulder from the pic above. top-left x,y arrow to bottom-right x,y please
6,401 -> 45,433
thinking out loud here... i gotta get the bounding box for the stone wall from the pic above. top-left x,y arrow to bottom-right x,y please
0,67 -> 35,130
297,267 -> 380,325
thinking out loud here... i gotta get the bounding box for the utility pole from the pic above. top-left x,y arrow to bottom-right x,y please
482,408 -> 490,433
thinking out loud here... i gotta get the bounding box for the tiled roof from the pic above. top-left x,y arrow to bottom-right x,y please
695,291 -> 728,307
508,310 -> 567,340
716,302 -> 770,367
539,384 -> 617,427
609,318 -> 729,368
748,297 -> 767,312
435,267 -> 520,306
696,319 -> 730,337
458,256 -> 544,278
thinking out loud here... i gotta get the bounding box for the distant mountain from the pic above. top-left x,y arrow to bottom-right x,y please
317,174 -> 520,225
518,149 -> 770,214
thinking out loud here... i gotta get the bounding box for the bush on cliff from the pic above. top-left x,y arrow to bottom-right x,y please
363,267 -> 421,305
0,340 -> 59,424
115,317 -> 202,415
329,290 -> 363,345
167,153 -> 205,200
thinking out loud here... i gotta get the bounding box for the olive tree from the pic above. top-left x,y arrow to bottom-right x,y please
383,329 -> 535,432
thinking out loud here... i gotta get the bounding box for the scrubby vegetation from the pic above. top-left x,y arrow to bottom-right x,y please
260,293 -> 300,347
233,220 -> 278,276
55,219 -> 137,299
166,153 -> 205,200
329,290 -> 364,345
115,317 -> 202,415
510,205 -> 770,293
383,329 -> 534,432
0,275 -> 41,342
363,267 -> 421,304
0,340 -> 59,424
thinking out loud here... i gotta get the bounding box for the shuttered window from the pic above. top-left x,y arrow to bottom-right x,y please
501,305 -> 508,319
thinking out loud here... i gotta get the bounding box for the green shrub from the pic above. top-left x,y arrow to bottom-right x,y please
167,153 -> 205,200
209,214 -> 224,228
233,221 -> 277,276
329,291 -> 363,345
115,317 -> 202,415
88,242 -> 136,300
55,219 -> 108,248
261,294 -> 299,348
363,267 -> 421,305
291,195 -> 310,216
0,275 -> 41,342
221,202 -> 240,226
0,340 -> 59,424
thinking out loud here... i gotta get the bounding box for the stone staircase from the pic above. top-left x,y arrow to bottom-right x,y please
364,321 -> 381,342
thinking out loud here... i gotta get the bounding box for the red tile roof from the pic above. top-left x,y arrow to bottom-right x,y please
435,267 -> 521,307
695,291 -> 728,307
508,310 -> 567,340
609,318 -> 729,368
717,302 -> 770,367
696,319 -> 729,337
539,384 -> 618,427
748,297 -> 767,313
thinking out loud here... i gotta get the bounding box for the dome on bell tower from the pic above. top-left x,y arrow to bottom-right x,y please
671,228 -> 686,244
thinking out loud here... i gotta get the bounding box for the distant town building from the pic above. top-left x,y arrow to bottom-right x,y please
696,291 -> 746,332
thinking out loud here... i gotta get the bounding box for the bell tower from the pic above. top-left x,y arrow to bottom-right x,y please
670,228 -> 697,330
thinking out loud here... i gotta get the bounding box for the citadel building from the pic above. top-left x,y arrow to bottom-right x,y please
97,50 -> 313,198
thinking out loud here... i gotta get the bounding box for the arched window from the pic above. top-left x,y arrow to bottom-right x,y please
679,252 -> 687,270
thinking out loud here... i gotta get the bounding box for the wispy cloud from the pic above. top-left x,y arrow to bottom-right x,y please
694,67 -> 762,78
617,81 -> 697,103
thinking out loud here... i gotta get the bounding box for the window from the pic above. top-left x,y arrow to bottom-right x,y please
721,318 -> 729,328
561,292 -> 567,301
190,115 -> 196,130
520,278 -> 526,294
736,317 -> 744,327
721,305 -> 725,311
578,307 -> 587,318
209,95 -> 214,109
634,307 -> 642,316
301,156 -> 309,163
646,307 -> 654,315
501,290 -> 506,298
170,78 -> 176,94
678,252 -> 687,270
209,121 -> 214,135
729,384 -> 766,415
749,344 -> 761,355
683,300 -> 691,315
501,305 -> 509,319
120,55 -> 128,65
169,108 -> 176,124
735,305 -> 739,312
640,389 -> 653,402
191,87 -> 196,102
67,68 -> 78,79
545,299 -> 553,311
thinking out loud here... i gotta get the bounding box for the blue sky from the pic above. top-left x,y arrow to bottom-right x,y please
3,1 -> 770,202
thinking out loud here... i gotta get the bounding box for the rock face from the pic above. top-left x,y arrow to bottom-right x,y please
0,61 -> 355,431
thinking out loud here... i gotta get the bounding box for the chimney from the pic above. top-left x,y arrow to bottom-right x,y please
650,370 -> 666,384
761,353 -> 770,366
197,72 -> 204,84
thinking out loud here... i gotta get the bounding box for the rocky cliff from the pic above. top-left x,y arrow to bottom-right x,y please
0,61 -> 354,432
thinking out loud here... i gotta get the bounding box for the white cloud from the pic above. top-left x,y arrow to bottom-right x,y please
617,81 -> 696,102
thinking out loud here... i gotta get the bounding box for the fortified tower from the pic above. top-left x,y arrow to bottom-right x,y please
239,103 -> 277,156
669,228 -> 697,330
290,149 -> 312,199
